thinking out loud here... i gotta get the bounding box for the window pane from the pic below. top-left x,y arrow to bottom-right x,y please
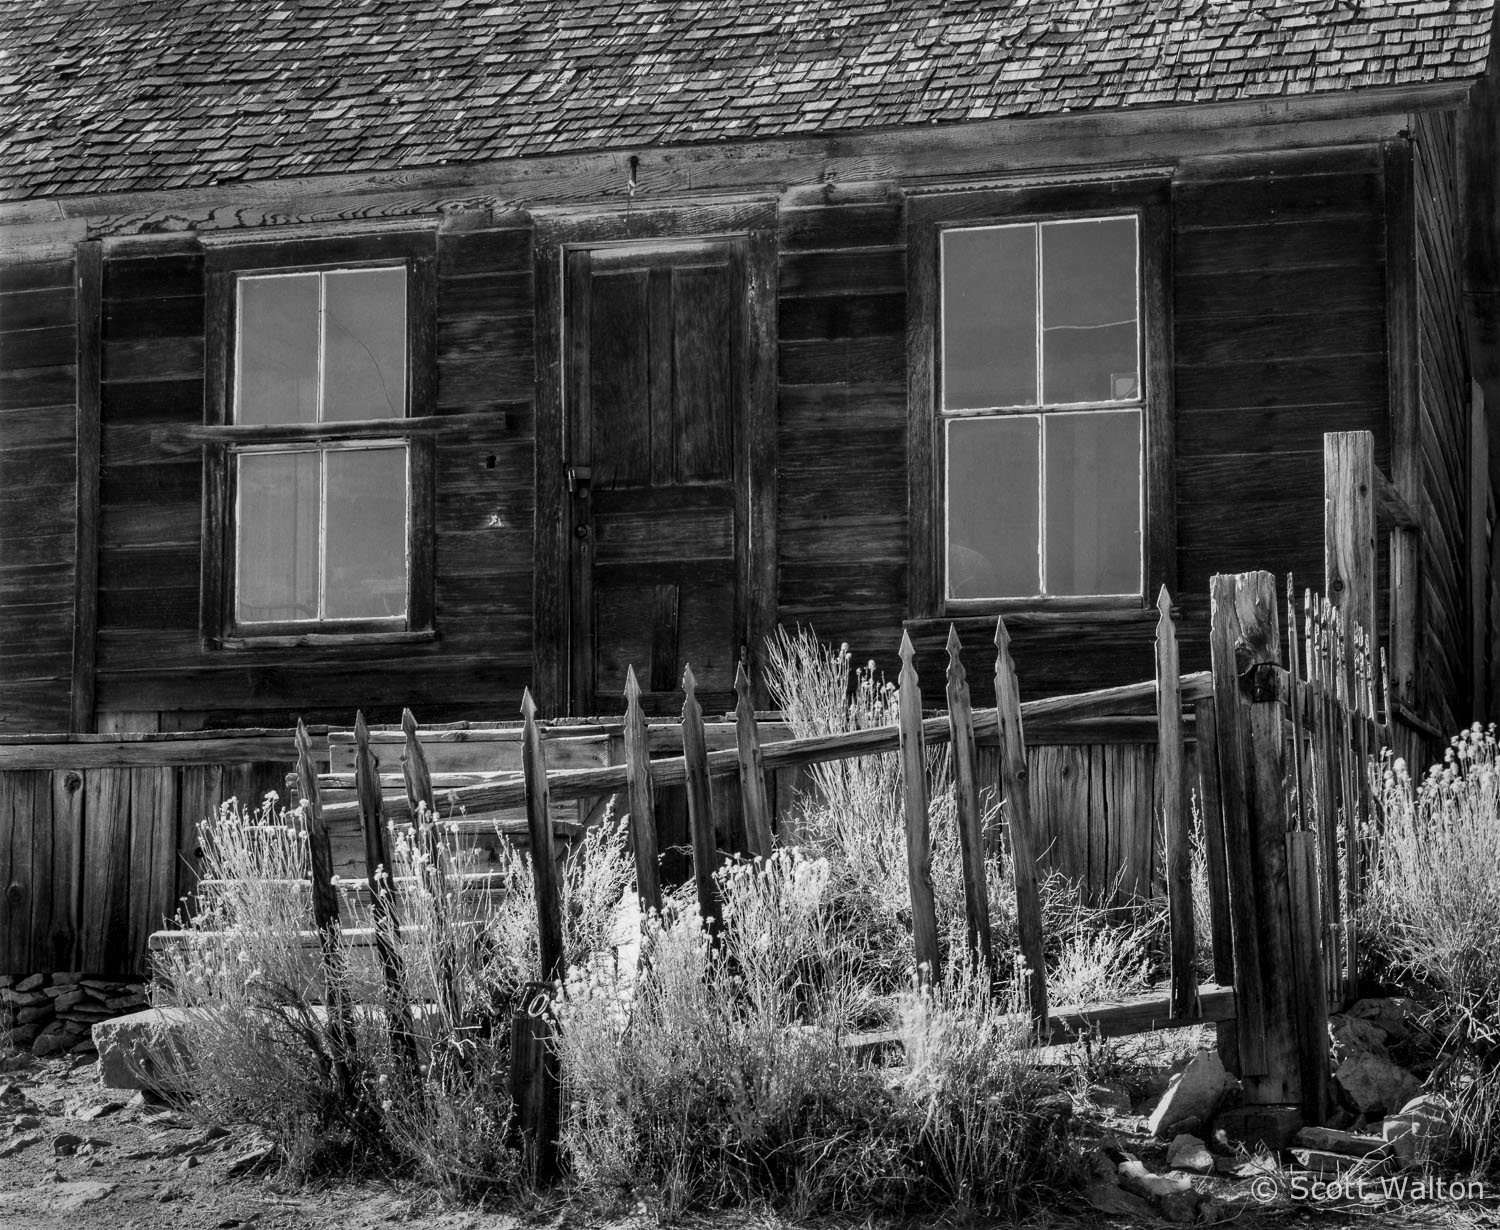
1044,410 -> 1141,596
323,447 -> 407,620
1042,218 -> 1138,404
942,226 -> 1036,409
323,268 -> 407,421
237,450 -> 319,622
946,415 -> 1040,599
237,275 -> 319,425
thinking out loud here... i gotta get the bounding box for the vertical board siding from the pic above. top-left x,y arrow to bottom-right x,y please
1411,111 -> 1470,732
0,256 -> 77,732
775,196 -> 908,660
0,755 -> 289,977
1174,147 -> 1389,677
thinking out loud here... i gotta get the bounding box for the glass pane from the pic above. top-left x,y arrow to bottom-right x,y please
946,416 -> 1040,599
236,275 -> 319,425
237,451 -> 319,622
1042,217 -> 1138,404
324,447 -> 408,620
323,268 -> 407,421
1044,410 -> 1141,596
942,225 -> 1037,410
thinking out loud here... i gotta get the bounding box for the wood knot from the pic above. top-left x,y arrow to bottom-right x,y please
64,771 -> 82,792
5,881 -> 23,906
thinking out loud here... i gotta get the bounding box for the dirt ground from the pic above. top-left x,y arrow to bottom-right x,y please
4,1048 -> 1500,1230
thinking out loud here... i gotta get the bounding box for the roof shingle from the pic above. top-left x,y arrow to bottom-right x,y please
0,0 -> 1491,202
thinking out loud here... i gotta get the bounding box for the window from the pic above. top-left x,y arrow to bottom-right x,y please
942,217 -> 1142,600
907,182 -> 1172,614
232,268 -> 409,626
201,229 -> 437,647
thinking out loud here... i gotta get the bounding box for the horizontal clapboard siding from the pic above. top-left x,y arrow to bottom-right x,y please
775,196 -> 909,673
1173,145 -> 1389,676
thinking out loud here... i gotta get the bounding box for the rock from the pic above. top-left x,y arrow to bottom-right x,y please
1083,1182 -> 1155,1217
0,1130 -> 42,1158
154,1182 -> 185,1203
7,1025 -> 39,1048
92,1008 -> 190,1093
1158,1190 -> 1201,1224
1148,1050 -> 1239,1138
1166,1132 -> 1214,1174
1349,997 -> 1415,1042
178,1153 -> 199,1171
1335,1050 -> 1420,1116
50,990 -> 85,1012
50,1180 -> 115,1211
1087,1080 -> 1134,1114
32,1023 -> 72,1058
68,1039 -> 98,1056
12,1114 -> 39,1131
1293,1148 -> 1374,1175
1329,1013 -> 1391,1063
1383,1093 -> 1453,1167
1117,1154 -> 1193,1199
74,1101 -> 122,1122
1215,1104 -> 1304,1151
224,1141 -> 278,1177
51,1131 -> 85,1155
51,972 -> 83,986
15,974 -> 44,993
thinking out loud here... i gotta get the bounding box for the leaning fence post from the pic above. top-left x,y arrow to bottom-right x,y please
1155,589 -> 1199,1021
294,719 -> 357,1100
734,661 -> 775,860
993,617 -> 1048,1035
354,712 -> 417,1075
1209,572 -> 1304,1111
944,625 -> 993,980
897,631 -> 941,985
518,689 -> 562,1184
622,667 -> 663,916
681,666 -> 721,933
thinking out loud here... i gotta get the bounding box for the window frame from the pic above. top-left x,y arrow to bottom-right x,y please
906,177 -> 1175,619
201,230 -> 438,649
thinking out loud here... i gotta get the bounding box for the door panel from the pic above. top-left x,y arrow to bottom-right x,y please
566,240 -> 744,715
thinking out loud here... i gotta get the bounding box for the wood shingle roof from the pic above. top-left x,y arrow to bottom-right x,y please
0,0 -> 1492,201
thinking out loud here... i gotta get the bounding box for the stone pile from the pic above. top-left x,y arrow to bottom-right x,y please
1,974 -> 148,1058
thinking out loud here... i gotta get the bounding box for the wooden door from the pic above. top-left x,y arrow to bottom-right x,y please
565,239 -> 747,716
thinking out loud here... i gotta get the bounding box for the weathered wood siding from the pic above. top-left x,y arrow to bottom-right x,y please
90,223 -> 536,728
0,751 -> 290,976
0,255 -> 77,732
1173,147 -> 1390,663
776,189 -> 908,650
1412,111 -> 1471,732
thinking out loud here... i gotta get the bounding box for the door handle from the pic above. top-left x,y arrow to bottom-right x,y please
568,464 -> 592,497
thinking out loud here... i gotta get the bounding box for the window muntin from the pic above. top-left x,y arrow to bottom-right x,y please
231,266 -> 410,629
940,216 -> 1143,601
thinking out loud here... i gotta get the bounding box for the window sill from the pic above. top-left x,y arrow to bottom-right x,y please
215,628 -> 437,651
906,603 -> 1170,637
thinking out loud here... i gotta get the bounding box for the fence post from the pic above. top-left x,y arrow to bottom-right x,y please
518,689 -> 562,1184
1324,431 -> 1376,706
897,631 -> 941,985
353,711 -> 417,1075
622,667 -> 663,915
294,720 -> 357,1101
1155,589 -> 1198,1021
944,625 -> 993,980
1209,573 -> 1305,1110
681,666 -> 721,933
993,617 -> 1049,1034
734,661 -> 775,860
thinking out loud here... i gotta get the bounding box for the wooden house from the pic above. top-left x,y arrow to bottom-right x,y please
2,0 -> 1498,745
